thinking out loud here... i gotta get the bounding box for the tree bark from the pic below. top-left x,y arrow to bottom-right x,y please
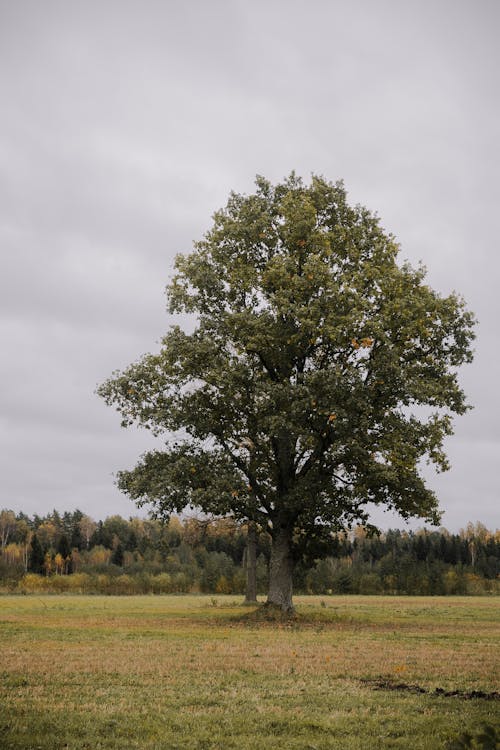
266,526 -> 294,613
244,521 -> 258,603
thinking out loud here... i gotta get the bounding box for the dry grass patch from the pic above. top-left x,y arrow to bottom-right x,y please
1,595 -> 498,749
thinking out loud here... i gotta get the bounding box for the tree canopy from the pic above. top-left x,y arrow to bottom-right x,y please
98,173 -> 475,612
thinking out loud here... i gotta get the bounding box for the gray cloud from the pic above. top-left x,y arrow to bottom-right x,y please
1,0 -> 498,530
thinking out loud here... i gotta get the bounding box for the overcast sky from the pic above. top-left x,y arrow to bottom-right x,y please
1,0 -> 498,531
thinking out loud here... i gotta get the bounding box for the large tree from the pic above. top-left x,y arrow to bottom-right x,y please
98,174 -> 475,613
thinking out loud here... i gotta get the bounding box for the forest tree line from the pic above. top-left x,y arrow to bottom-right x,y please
0,508 -> 498,595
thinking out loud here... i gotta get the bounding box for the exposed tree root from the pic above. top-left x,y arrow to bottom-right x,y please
236,601 -> 298,623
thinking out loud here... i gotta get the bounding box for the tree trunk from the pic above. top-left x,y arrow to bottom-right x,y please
266,526 -> 294,613
244,521 -> 258,603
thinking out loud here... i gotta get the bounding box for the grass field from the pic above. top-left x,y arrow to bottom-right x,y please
0,595 -> 498,749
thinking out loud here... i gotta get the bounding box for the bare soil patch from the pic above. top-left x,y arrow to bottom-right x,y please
360,678 -> 500,701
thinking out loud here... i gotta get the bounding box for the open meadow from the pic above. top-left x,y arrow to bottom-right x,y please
0,595 -> 498,749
